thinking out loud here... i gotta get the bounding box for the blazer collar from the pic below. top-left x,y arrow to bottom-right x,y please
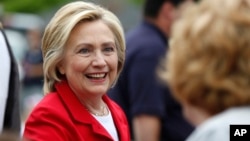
55,80 -> 113,139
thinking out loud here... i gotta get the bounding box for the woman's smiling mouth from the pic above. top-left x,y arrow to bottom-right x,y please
85,73 -> 107,80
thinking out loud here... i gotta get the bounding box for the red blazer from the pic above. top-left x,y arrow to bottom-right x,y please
23,80 -> 130,141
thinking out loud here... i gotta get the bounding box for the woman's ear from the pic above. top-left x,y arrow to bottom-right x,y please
57,62 -> 65,75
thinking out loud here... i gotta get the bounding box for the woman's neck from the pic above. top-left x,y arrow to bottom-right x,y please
76,94 -> 109,116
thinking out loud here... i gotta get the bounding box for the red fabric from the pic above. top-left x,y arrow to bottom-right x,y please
23,80 -> 130,141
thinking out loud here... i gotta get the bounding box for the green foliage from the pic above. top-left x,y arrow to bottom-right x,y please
128,0 -> 144,5
1,0 -> 71,14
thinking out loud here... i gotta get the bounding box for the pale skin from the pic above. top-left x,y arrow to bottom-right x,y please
58,20 -> 118,113
133,115 -> 161,141
182,101 -> 211,126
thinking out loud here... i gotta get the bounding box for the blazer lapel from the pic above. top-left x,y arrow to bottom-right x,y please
104,96 -> 129,141
55,80 -> 113,140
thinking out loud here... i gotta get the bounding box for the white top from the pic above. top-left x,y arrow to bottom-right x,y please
186,106 -> 250,141
0,31 -> 11,133
92,110 -> 119,141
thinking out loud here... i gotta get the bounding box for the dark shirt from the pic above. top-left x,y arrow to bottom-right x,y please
108,21 -> 194,141
23,48 -> 43,86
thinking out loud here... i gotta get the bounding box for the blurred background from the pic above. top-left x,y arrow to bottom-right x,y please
0,0 -> 143,126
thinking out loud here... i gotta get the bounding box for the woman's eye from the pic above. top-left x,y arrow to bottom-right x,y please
103,47 -> 114,52
78,48 -> 89,54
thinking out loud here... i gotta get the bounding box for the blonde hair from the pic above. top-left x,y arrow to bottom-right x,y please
159,0 -> 250,115
42,1 -> 125,94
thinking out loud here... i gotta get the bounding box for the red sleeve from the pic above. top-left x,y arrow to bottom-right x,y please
23,107 -> 71,141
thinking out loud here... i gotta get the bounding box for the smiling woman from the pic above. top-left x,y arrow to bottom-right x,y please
22,1 -> 130,141
57,20 -> 118,98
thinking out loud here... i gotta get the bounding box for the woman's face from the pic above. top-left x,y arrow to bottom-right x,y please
58,20 -> 118,97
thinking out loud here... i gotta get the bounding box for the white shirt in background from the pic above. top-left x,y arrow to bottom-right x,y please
0,31 -> 11,133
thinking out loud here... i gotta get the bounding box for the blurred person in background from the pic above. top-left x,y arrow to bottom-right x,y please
108,0 -> 194,141
159,0 -> 250,140
0,23 -> 20,136
23,1 -> 130,140
21,27 -> 44,120
2,13 -> 45,123
21,28 -> 43,96
22,28 -> 43,89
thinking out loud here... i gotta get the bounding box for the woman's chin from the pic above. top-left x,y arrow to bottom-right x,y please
88,86 -> 109,95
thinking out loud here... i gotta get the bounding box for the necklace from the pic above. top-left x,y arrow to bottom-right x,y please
86,104 -> 109,116
76,94 -> 109,116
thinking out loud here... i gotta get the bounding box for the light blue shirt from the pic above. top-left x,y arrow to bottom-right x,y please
187,106 -> 250,141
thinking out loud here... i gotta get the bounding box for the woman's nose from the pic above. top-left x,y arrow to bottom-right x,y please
92,52 -> 106,67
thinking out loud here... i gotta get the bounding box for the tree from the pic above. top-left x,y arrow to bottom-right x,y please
1,0 -> 71,14
128,0 -> 143,5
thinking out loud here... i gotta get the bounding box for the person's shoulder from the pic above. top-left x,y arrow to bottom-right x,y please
23,92 -> 72,141
186,109 -> 243,141
187,119 -> 228,141
125,24 -> 166,53
37,92 -> 61,106
27,92 -> 67,119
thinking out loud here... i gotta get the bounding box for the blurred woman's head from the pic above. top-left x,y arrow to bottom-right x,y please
159,0 -> 250,122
